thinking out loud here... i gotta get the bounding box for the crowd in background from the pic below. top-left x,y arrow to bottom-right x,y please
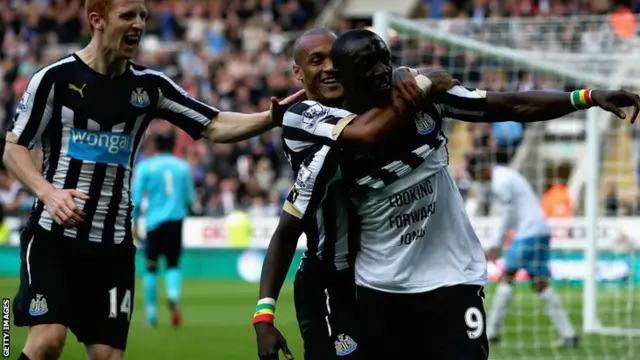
420,0 -> 638,19
0,0 -> 639,223
0,0 -> 318,220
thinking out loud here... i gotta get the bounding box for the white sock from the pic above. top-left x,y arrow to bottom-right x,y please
487,282 -> 513,339
539,287 -> 576,338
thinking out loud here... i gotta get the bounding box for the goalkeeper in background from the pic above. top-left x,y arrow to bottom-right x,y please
468,153 -> 578,348
132,133 -> 196,328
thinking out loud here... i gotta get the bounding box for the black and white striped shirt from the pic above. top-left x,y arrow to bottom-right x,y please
342,86 -> 489,189
351,86 -> 491,292
6,54 -> 218,245
281,100 -> 358,271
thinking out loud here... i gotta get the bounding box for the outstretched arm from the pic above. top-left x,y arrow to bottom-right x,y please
203,111 -> 272,143
485,90 -> 640,123
434,86 -> 640,124
203,91 -> 307,143
156,75 -> 306,144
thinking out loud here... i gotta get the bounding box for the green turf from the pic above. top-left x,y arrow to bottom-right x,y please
1,278 -> 638,360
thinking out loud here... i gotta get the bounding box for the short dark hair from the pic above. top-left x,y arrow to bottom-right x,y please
154,133 -> 175,153
293,28 -> 336,65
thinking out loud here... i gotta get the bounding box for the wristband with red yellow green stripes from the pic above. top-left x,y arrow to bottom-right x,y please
253,298 -> 276,325
570,89 -> 594,110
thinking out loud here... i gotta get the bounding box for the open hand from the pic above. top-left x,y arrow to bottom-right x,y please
255,322 -> 293,360
269,90 -> 308,126
591,90 -> 640,124
41,189 -> 89,228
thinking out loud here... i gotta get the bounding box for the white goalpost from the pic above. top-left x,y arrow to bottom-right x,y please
373,12 -> 640,360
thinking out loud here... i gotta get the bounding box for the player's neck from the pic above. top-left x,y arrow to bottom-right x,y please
77,40 -> 128,78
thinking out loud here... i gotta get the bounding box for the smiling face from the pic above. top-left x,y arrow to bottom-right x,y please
87,0 -> 147,60
293,32 -> 343,104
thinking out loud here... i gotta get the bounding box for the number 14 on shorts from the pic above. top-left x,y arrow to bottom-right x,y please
108,287 -> 132,321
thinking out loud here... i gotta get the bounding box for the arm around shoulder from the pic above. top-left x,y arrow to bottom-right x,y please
339,106 -> 400,144
288,100 -> 403,146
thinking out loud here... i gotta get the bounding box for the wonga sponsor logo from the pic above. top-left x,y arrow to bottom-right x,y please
67,128 -> 133,165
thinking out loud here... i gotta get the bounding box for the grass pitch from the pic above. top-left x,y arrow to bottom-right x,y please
1,278 -> 638,360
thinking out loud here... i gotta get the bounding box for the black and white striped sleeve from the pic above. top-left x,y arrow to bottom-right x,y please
282,101 -> 356,152
154,73 -> 219,140
433,85 -> 489,122
6,67 -> 57,149
282,145 -> 341,221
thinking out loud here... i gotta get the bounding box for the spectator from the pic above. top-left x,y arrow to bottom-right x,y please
541,179 -> 573,218
0,0 -> 321,220
603,182 -> 620,216
492,121 -> 523,164
1,0 -> 636,222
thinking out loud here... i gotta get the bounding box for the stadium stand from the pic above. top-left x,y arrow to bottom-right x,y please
0,0 -> 322,219
0,0 -> 638,219
0,1 -> 639,359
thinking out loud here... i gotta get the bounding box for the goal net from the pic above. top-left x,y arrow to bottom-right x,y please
373,13 -> 640,360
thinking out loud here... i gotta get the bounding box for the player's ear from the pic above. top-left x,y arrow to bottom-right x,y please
293,64 -> 304,83
89,12 -> 105,31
